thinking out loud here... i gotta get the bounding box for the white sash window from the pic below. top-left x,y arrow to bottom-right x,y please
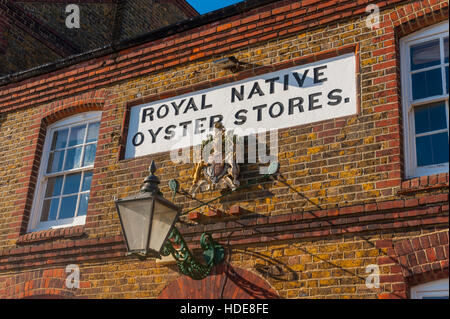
28,112 -> 101,232
401,22 -> 449,178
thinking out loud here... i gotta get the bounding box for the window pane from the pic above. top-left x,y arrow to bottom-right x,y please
78,194 -> 89,216
445,37 -> 449,63
50,129 -> 68,150
59,195 -> 78,219
414,102 -> 447,134
45,176 -> 63,197
41,198 -> 59,222
68,125 -> 86,147
64,147 -> 83,170
86,122 -> 100,143
82,171 -> 93,192
46,150 -> 65,173
432,133 -> 450,164
410,39 -> 440,70
412,68 -> 443,100
63,173 -> 82,195
416,132 -> 449,166
83,143 -> 97,166
446,66 -> 449,94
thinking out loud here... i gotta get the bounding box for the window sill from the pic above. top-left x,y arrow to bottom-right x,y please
398,172 -> 449,195
16,225 -> 85,245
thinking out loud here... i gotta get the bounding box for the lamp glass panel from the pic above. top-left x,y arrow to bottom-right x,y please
148,199 -> 179,253
117,197 -> 153,252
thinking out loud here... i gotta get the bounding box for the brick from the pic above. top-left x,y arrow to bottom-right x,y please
438,232 -> 448,245
420,237 -> 431,249
426,248 -> 437,263
435,246 -> 446,261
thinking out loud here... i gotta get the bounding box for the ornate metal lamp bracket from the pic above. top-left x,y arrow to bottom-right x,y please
161,227 -> 225,280
161,160 -> 280,280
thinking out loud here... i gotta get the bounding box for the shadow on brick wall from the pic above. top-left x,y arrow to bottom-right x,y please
242,249 -> 299,282
0,112 -> 5,132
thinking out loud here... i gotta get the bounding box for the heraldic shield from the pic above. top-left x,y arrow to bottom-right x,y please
190,123 -> 240,197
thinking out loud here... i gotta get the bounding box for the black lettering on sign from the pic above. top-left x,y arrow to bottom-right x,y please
132,132 -> 144,146
157,104 -> 169,119
148,127 -> 163,143
248,82 -> 265,100
327,89 -> 343,106
314,65 -> 328,83
289,97 -> 304,114
209,114 -> 223,130
179,121 -> 192,137
201,94 -> 212,110
292,70 -> 309,87
141,107 -> 154,123
265,77 -> 279,94
195,118 -> 207,134
164,125 -> 176,140
171,99 -> 185,116
231,86 -> 244,103
234,109 -> 247,125
253,104 -> 267,122
283,74 -> 289,91
184,97 -> 198,113
269,102 -> 284,118
309,92 -> 322,110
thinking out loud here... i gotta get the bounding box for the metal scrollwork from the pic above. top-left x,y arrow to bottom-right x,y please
161,227 -> 225,280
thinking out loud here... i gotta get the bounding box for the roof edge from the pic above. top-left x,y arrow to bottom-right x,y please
0,0 -> 281,87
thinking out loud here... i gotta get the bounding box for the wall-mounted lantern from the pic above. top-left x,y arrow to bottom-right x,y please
115,161 -> 225,280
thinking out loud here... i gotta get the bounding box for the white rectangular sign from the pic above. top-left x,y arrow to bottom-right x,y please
125,52 -> 357,159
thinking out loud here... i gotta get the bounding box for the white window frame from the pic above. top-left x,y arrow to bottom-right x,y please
28,111 -> 102,232
400,21 -> 449,179
410,278 -> 449,299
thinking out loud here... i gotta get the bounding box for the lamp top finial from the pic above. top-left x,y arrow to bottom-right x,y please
141,160 -> 161,194
150,160 -> 157,175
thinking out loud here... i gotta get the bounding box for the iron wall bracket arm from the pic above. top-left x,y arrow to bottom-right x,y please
161,226 -> 225,280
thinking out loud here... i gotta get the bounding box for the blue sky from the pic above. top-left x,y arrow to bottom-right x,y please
187,0 -> 245,14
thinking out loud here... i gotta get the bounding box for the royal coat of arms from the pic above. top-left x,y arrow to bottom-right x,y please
190,123 -> 240,197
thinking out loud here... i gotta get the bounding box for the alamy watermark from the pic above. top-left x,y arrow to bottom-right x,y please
64,3 -> 380,32
365,4 -> 380,30
65,264 -> 80,289
365,264 -> 380,289
65,4 -> 80,29
168,127 -> 279,175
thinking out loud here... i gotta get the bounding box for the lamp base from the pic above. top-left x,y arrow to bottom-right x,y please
203,237 -> 225,266
162,228 -> 226,280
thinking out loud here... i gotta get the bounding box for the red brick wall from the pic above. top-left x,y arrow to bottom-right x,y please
0,0 -> 448,299
376,230 -> 449,299
0,0 -> 198,75
0,268 -> 77,299
158,263 -> 280,299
